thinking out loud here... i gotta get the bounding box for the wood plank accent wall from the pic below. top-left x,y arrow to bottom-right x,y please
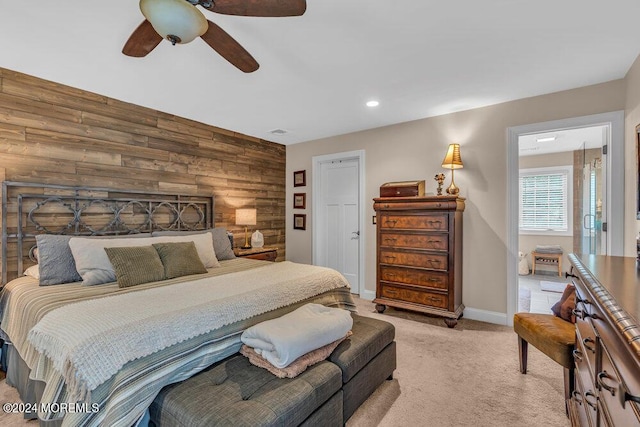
0,67 -> 286,262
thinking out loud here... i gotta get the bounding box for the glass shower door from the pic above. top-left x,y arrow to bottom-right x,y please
579,144 -> 605,255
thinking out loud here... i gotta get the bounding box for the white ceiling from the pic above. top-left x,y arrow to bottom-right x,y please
0,1 -> 639,145
519,126 -> 607,156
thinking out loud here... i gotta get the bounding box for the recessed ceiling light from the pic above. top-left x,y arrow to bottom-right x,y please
536,136 -> 556,143
366,100 -> 379,107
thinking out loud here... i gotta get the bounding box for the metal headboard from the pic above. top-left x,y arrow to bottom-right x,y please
2,181 -> 214,284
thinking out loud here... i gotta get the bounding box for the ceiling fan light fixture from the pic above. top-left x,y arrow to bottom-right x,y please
140,0 -> 208,45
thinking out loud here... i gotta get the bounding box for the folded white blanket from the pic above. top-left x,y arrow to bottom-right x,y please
241,303 -> 353,368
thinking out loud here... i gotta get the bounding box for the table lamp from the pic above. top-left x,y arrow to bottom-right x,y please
235,208 -> 257,249
441,143 -> 464,195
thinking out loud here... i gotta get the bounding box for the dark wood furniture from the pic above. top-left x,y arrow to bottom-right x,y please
234,246 -> 277,262
568,254 -> 640,426
373,196 -> 464,328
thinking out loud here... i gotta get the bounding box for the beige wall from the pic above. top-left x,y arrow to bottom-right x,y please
518,151 -> 574,274
287,79 -> 626,317
625,55 -> 640,244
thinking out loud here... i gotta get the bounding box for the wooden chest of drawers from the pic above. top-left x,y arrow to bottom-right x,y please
373,196 -> 464,328
568,254 -> 640,427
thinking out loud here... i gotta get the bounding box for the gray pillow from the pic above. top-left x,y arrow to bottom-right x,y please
153,242 -> 208,279
35,235 -> 83,286
104,245 -> 166,288
210,227 -> 235,260
151,228 -> 236,261
35,233 -> 151,286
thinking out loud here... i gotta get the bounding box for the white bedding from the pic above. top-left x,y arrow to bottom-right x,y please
241,303 -> 353,368
1,258 -> 356,426
27,261 -> 350,402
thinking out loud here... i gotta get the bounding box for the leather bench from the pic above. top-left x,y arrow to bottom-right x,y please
149,313 -> 396,427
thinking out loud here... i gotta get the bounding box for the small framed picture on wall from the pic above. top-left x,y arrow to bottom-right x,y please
293,214 -> 306,230
293,170 -> 306,187
293,193 -> 306,209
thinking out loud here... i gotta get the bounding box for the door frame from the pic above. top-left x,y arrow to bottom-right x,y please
506,111 -> 624,326
312,149 -> 366,296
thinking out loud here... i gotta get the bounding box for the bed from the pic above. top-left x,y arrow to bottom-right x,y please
0,182 -> 356,426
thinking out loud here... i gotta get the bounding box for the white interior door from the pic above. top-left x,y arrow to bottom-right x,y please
317,159 -> 359,292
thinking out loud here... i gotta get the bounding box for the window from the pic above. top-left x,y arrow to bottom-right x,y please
519,166 -> 573,235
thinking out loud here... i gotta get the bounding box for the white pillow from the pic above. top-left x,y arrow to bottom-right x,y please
24,264 -> 40,280
69,234 -> 219,286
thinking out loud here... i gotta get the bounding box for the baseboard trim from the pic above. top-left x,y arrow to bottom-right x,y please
359,289 -> 376,301
354,294 -> 508,325
463,307 -> 508,325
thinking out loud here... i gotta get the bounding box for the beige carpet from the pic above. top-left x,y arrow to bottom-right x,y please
0,297 -> 570,427
347,297 -> 569,427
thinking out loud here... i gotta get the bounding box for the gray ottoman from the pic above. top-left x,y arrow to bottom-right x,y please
149,355 -> 343,427
329,314 -> 396,421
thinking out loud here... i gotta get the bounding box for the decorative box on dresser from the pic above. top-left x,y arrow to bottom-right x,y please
373,196 -> 464,328
568,254 -> 640,427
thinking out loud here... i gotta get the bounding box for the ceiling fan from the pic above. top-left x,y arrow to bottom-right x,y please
122,0 -> 307,73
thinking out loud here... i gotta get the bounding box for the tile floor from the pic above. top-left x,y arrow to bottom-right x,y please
519,273 -> 568,314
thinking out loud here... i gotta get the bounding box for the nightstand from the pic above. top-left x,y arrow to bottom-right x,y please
233,247 -> 278,262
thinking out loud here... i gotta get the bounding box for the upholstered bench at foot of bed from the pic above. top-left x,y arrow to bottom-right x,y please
149,313 -> 397,427
331,314 -> 396,422
149,355 -> 343,427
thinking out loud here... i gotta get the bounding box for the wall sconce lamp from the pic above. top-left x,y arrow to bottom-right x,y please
235,208 -> 257,249
441,143 -> 464,196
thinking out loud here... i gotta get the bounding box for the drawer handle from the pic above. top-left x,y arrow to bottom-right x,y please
427,259 -> 441,265
427,220 -> 442,226
384,219 -> 398,226
386,272 -> 397,278
583,337 -> 595,353
572,349 -> 583,362
623,391 -> 640,406
572,308 -> 588,320
584,391 -> 597,409
576,295 -> 592,306
384,237 -> 398,243
428,278 -> 440,282
427,296 -> 441,303
597,371 -> 617,396
572,390 -> 583,405
384,255 -> 397,260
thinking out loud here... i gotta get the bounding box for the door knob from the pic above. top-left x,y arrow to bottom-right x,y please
351,231 -> 360,240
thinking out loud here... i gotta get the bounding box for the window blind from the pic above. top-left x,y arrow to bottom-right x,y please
519,170 -> 569,232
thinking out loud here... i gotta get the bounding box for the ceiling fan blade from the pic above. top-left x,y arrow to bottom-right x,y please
200,20 -> 259,73
204,0 -> 306,17
122,20 -> 163,57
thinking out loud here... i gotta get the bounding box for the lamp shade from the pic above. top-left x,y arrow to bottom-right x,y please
235,209 -> 257,226
140,0 -> 208,44
441,143 -> 464,170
